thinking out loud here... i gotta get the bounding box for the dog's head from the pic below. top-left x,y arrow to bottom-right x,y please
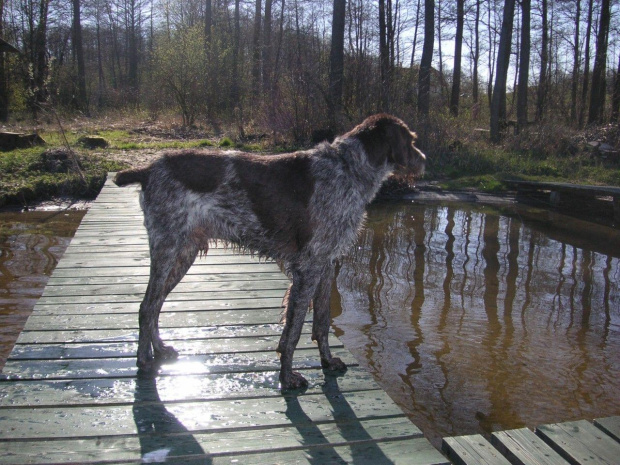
346,114 -> 426,176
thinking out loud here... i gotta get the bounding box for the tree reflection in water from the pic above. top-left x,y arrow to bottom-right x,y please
333,201 -> 620,447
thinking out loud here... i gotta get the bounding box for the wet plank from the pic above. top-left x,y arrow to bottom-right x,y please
442,435 -> 512,465
536,419 -> 620,465
491,428 -> 570,465
594,416 -> 620,442
0,367 -> 377,407
0,174 -> 448,465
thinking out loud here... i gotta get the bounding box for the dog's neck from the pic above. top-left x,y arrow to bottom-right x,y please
331,136 -> 394,198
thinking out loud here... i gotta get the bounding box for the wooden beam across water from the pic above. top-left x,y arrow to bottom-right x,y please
0,175 -> 448,465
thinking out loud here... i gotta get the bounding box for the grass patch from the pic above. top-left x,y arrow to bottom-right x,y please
0,148 -> 127,207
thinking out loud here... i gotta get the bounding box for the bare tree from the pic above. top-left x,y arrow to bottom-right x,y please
588,0 -> 610,125
328,0 -> 346,126
417,0 -> 434,117
449,0 -> 464,116
570,0 -> 580,124
379,0 -> 390,110
536,0 -> 549,121
252,0 -> 262,102
612,51 -> 620,122
73,0 -> 89,115
516,0 -> 530,132
579,0 -> 593,127
490,0 -> 515,142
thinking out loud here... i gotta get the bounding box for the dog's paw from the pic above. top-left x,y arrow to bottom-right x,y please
322,357 -> 348,373
280,371 -> 309,391
155,344 -> 179,362
137,358 -> 160,377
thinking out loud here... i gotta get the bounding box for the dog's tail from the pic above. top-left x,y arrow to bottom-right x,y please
114,167 -> 150,188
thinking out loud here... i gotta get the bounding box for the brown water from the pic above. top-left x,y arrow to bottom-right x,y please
0,210 -> 85,369
332,201 -> 620,447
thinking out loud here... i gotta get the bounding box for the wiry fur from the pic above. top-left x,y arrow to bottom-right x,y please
114,113 -> 425,390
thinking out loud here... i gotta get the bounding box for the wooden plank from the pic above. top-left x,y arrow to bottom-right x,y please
50,263 -> 281,277
8,334 -> 341,360
40,280 -> 288,297
37,289 -> 286,305
44,272 -> 288,286
1,347 -> 358,380
442,435 -> 512,465
491,428 -> 570,465
24,307 -> 291,328
0,389 -> 405,440
0,429 -> 447,465
536,419 -> 620,465
16,324 -> 302,344
0,366 -> 378,407
594,416 -> 620,442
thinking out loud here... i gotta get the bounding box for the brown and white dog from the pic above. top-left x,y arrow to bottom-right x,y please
114,114 -> 426,390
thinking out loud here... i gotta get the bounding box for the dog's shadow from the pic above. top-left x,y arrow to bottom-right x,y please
284,373 -> 392,464
132,377 -> 212,464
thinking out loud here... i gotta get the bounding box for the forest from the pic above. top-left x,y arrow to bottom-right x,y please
0,0 -> 619,169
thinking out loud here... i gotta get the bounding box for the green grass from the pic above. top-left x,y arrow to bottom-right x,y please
2,116 -> 618,206
0,147 -> 127,207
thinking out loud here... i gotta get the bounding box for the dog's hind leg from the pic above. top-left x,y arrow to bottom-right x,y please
312,263 -> 347,373
137,235 -> 199,373
276,264 -> 321,390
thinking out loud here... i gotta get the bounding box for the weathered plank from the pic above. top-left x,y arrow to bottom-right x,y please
1,347 -> 358,380
491,428 -> 570,465
442,435 -> 512,465
0,431 -> 446,465
0,389 -> 407,440
536,419 -> 620,465
0,366 -> 378,407
594,416 -> 620,442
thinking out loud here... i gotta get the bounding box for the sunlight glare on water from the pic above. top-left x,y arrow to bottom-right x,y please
332,201 -> 620,447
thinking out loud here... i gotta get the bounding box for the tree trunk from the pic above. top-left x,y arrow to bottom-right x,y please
588,0 -> 610,125
449,0 -> 464,116
472,0 -> 480,117
263,0 -> 272,93
0,0 -> 7,121
417,0 -> 434,117
328,0 -> 346,127
516,0 -> 530,133
536,0 -> 548,121
570,0 -> 580,124
231,0 -> 241,108
72,0 -> 89,115
612,51 -> 620,122
204,0 -> 212,46
579,0 -> 593,127
251,0 -> 262,102
32,0 -> 52,117
379,0 -> 390,110
489,0 -> 515,142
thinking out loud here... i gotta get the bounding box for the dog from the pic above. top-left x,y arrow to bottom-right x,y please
114,114 -> 426,390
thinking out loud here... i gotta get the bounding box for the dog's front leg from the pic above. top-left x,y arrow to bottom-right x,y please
312,263 -> 347,373
276,266 -> 320,390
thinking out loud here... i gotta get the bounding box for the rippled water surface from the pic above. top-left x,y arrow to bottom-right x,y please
0,210 -> 85,369
332,201 -> 620,447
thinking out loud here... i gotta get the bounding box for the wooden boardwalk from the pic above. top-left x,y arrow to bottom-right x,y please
0,175 -> 448,464
443,417 -> 620,465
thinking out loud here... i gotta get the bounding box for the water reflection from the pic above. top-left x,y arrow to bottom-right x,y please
0,210 -> 85,369
333,201 -> 620,447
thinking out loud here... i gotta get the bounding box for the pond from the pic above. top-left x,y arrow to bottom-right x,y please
0,210 -> 86,370
332,200 -> 620,447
